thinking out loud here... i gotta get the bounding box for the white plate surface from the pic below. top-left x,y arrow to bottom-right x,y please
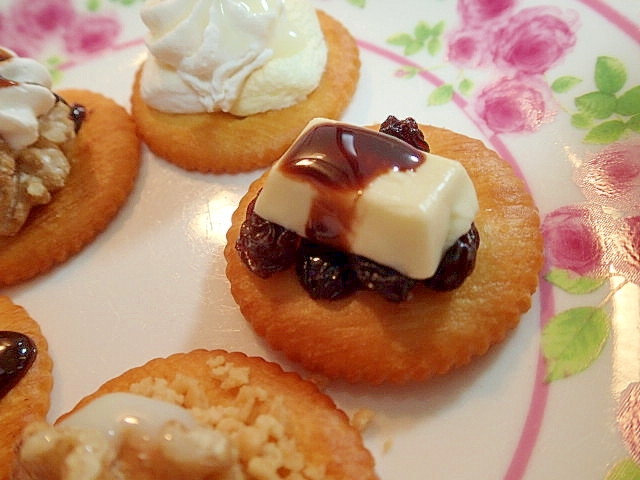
3,1 -> 640,478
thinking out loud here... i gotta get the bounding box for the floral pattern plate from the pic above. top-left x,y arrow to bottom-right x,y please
3,0 -> 640,478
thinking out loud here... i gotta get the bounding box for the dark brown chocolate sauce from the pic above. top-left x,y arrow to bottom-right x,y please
0,331 -> 37,400
0,76 -> 18,88
279,122 -> 425,250
0,48 -> 12,62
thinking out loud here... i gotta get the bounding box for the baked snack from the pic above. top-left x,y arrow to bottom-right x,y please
0,296 -> 52,480
15,349 -> 377,479
131,10 -> 360,173
0,89 -> 141,286
224,122 -> 544,384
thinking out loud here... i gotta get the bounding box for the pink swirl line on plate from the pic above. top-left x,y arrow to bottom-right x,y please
503,277 -> 554,480
577,0 -> 640,44
356,38 -> 549,480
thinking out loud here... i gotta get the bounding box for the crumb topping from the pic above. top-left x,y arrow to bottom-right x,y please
129,356 -> 326,480
350,408 -> 375,432
14,356 -> 326,480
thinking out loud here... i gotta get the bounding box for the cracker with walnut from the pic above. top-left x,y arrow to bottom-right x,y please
0,90 -> 141,287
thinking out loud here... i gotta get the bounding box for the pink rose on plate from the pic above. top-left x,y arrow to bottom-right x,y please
542,204 -> 607,278
447,27 -> 494,69
575,142 -> 640,215
457,0 -> 515,26
492,6 -> 578,75
606,215 -> 640,285
62,13 -> 121,55
618,382 -> 640,464
475,75 -> 553,133
10,0 -> 76,41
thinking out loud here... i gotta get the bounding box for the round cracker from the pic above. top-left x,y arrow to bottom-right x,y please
0,90 -> 141,287
224,124 -> 544,384
130,10 -> 360,173
0,296 -> 53,480
59,349 -> 377,480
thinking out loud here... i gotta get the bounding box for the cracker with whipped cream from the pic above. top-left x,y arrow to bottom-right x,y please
131,1 -> 360,173
13,349 -> 377,480
0,296 -> 52,480
224,120 -> 544,384
0,67 -> 141,286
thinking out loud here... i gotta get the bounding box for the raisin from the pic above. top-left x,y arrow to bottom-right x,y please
69,103 -> 86,133
350,255 -> 416,302
379,115 -> 430,152
0,331 -> 37,400
424,223 -> 480,291
54,93 -> 86,133
235,196 -> 300,278
296,239 -> 357,300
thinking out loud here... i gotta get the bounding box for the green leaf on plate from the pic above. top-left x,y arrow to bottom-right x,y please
595,56 -> 627,94
86,0 -> 101,11
414,22 -> 431,42
427,36 -> 442,56
458,78 -> 474,96
616,85 -> 640,116
544,268 -> 607,294
584,120 -> 627,144
571,112 -> 593,129
542,306 -> 610,382
398,65 -> 421,79
45,56 -> 64,85
346,0 -> 366,7
605,458 -> 640,480
428,84 -> 454,106
387,33 -> 413,47
627,114 -> 640,133
551,76 -> 582,93
404,40 -> 424,56
431,21 -> 445,36
575,91 -> 617,119
50,69 -> 63,85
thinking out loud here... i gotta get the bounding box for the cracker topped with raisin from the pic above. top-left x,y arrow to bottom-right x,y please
225,118 -> 543,384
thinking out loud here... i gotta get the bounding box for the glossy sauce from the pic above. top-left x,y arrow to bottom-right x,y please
0,48 -> 12,62
0,48 -> 16,87
0,77 -> 17,88
279,123 -> 425,250
0,331 -> 37,400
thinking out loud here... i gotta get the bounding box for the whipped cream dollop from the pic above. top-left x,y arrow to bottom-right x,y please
254,119 -> 480,279
139,0 -> 327,116
0,47 -> 56,151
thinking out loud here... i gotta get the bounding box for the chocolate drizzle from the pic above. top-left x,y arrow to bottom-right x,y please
0,48 -> 12,62
0,76 -> 18,88
279,122 -> 425,250
0,331 -> 37,400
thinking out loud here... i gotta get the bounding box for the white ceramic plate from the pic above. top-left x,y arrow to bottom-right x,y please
3,0 -> 640,478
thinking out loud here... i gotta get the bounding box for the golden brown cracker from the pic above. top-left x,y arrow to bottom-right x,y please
0,296 -> 52,480
0,90 -> 141,287
60,349 -> 377,480
224,125 -> 544,384
130,11 -> 360,173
